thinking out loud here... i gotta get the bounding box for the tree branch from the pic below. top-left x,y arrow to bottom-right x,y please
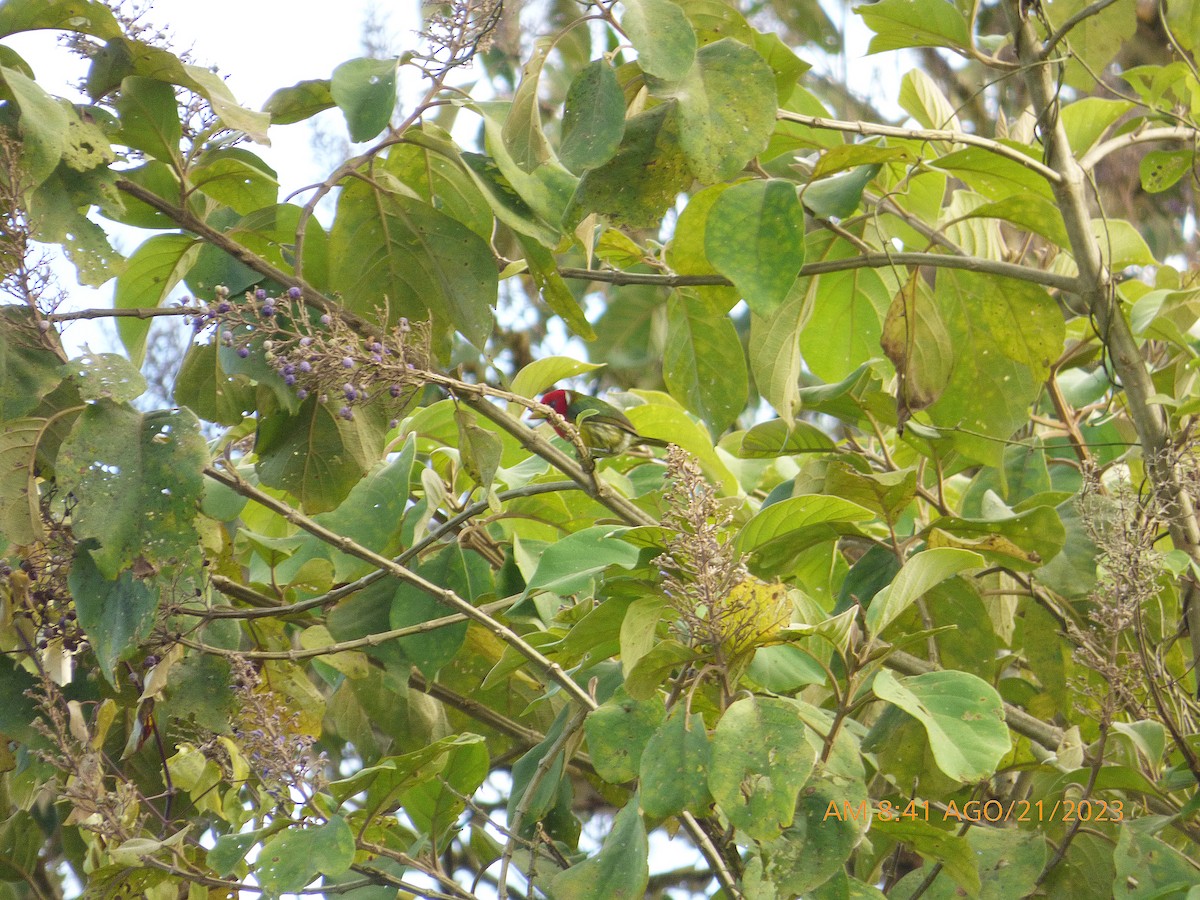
559,252 -> 1079,293
1079,125 -> 1199,172
203,461 -> 597,709
1004,0 -> 1200,696
777,110 -> 1063,184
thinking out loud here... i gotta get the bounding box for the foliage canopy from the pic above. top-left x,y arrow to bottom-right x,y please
2,0 -> 1200,896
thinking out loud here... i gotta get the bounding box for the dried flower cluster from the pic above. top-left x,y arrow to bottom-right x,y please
657,448 -> 787,657
227,657 -> 326,805
190,286 -> 431,423
1071,463 -> 1167,709
414,0 -> 504,78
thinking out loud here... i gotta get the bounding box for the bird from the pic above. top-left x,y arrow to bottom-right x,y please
535,389 -> 669,456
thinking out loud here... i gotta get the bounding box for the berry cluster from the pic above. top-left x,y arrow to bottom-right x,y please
2,551 -> 85,655
189,286 -> 431,423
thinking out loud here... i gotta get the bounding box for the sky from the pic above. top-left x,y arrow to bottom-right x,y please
7,1 -> 424,352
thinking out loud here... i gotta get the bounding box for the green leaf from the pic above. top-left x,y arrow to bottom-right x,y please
584,688 -> 665,783
802,164 -> 880,218
549,800 -> 649,899
759,771 -> 870,895
621,0 -> 697,80
390,547 -> 488,677
963,194 -> 1070,249
385,126 -> 494,239
510,356 -> 605,406
329,181 -> 497,348
114,75 -> 181,164
924,504 -> 1066,571
623,638 -> 698,699
881,276 -> 953,424
173,339 -> 255,426
0,418 -> 45,545
330,57 -> 397,142
1046,0 -> 1133,90
1140,150 -> 1193,193
923,270 -> 1064,465
1060,97 -> 1134,154
709,696 -> 815,840
802,235 -> 893,383
522,525 -> 639,597
749,292 -> 805,426
57,404 -> 207,579
478,101 -> 578,236
0,308 -> 68,420
705,179 -> 805,318
559,59 -> 626,174
857,0 -> 970,52
255,816 -> 355,894
112,233 -> 202,363
864,547 -> 983,637
282,444 -> 416,583
456,408 -> 503,493
639,709 -> 713,818
738,419 -> 836,457
207,831 -> 261,877
254,396 -> 380,514
736,495 -> 874,555
872,669 -> 1010,781
566,103 -> 693,228
1090,219 -> 1156,269
63,351 -> 145,403
871,818 -> 979,895
0,0 -> 121,39
517,234 -> 596,340
651,39 -> 777,183
190,148 -> 279,215
68,548 -> 160,684
263,78 -> 335,124
663,292 -> 748,435
503,38 -> 553,173
898,67 -> 960,130
2,66 -> 69,188
932,146 -> 1054,200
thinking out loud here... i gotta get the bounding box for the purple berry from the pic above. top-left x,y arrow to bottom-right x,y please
217,301 -> 232,313
284,374 -> 296,386
320,315 -> 331,326
261,303 -> 275,318
299,360 -> 312,373
338,406 -> 353,420
288,286 -> 302,300
389,419 -> 399,428
343,383 -> 357,401
299,336 -> 313,347
389,384 -> 402,398
296,388 -> 308,400
283,364 -> 296,376
341,357 -> 354,369
254,288 -> 267,301
237,347 -> 250,358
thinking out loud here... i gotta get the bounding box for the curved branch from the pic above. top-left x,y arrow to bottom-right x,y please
115,178 -> 375,336
777,111 -> 1062,184
560,252 -> 1080,293
203,461 -> 597,710
1079,125 -> 1199,172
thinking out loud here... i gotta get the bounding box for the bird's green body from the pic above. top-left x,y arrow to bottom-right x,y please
539,389 -> 669,456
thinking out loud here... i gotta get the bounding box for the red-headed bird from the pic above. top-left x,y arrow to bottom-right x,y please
536,389 -> 669,457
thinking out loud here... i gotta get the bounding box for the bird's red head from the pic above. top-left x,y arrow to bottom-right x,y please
535,389 -> 572,439
539,389 -> 571,417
